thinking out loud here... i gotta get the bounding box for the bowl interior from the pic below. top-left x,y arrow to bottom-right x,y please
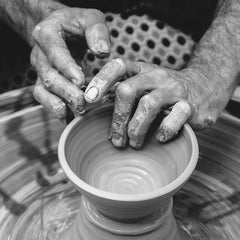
62,106 -> 196,197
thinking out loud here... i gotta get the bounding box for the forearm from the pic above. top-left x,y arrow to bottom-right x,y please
0,0 -> 64,45
185,0 -> 240,123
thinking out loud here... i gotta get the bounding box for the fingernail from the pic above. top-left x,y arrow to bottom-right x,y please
129,140 -> 140,149
85,87 -> 99,102
112,137 -> 123,147
156,132 -> 165,142
95,39 -> 109,53
111,133 -> 123,147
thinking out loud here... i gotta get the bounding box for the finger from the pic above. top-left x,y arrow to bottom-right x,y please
156,101 -> 191,142
32,21 -> 85,86
80,9 -> 111,56
84,59 -> 141,103
33,79 -> 67,120
110,74 -> 161,148
127,90 -> 171,148
31,47 -> 85,112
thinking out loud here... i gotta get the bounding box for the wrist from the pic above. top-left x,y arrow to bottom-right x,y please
181,67 -> 228,129
0,0 -> 65,45
32,0 -> 65,21
24,0 -> 66,44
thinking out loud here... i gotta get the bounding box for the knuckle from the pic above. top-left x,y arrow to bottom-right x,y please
116,83 -> 134,98
113,112 -> 127,124
165,81 -> 186,98
32,22 -> 53,42
47,48 -> 62,64
177,101 -> 192,116
189,104 -> 218,130
139,94 -> 158,112
32,24 -> 42,40
203,117 -> 216,127
190,114 -> 216,130
42,72 -> 56,90
41,24 -> 53,37
112,114 -> 128,136
33,81 -> 67,119
44,79 -> 54,89
50,101 -> 67,119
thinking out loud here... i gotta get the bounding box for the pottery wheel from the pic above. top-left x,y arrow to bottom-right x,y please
0,106 -> 239,240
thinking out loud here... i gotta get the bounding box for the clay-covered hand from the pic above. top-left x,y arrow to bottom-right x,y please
84,59 -> 219,148
30,7 -> 110,119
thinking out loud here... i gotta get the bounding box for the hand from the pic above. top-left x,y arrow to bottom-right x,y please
84,59 -> 217,148
30,7 -> 110,119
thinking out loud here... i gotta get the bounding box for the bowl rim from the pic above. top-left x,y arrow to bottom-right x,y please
58,105 -> 199,202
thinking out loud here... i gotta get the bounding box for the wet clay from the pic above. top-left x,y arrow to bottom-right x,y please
1,105 -> 240,239
68,113 -> 191,195
63,107 -> 195,191
58,105 -> 198,239
60,197 -> 184,240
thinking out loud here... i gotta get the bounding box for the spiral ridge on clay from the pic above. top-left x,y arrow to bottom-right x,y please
65,108 -> 191,195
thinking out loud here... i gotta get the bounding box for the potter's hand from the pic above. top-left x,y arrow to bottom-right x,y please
83,0 -> 240,148
30,7 -> 110,119
84,59 -> 218,148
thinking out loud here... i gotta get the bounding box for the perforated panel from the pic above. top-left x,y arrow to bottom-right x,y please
0,13 -> 195,93
83,13 -> 194,77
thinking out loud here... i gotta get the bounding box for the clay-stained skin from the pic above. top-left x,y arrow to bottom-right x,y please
30,47 -> 85,113
0,0 -> 111,119
186,0 -> 240,127
33,79 -> 67,119
85,0 -> 240,148
156,101 -> 191,142
85,59 -> 191,148
85,59 -> 127,103
1,0 -> 240,146
85,58 -> 140,103
0,0 -> 63,45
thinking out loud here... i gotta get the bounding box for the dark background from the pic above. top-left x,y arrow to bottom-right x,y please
0,0 -> 218,93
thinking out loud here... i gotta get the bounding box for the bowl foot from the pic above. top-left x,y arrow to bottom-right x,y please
60,197 -> 185,240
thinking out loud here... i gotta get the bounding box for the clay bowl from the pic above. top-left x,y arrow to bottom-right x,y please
58,105 -> 199,221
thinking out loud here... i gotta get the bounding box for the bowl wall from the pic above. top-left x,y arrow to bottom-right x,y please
59,105 -> 198,220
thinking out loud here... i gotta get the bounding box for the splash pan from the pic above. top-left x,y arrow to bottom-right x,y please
0,105 -> 240,239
